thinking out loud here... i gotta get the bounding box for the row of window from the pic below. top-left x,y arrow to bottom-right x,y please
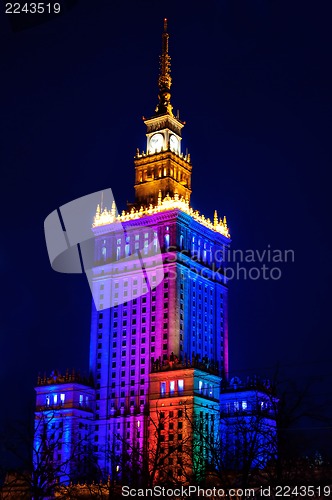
198,381 -> 215,398
45,393 -> 65,405
160,380 -> 184,397
101,231 -> 164,261
45,394 -> 89,406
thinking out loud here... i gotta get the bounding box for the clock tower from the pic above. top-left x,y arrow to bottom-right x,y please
134,19 -> 192,207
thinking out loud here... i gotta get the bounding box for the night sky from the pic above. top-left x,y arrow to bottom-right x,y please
1,1 -> 332,454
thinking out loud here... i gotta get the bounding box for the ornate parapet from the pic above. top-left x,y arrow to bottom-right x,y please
93,192 -> 230,238
36,369 -> 94,387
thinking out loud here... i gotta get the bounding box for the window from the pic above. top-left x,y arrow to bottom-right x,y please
160,382 -> 166,397
178,380 -> 184,393
60,393 -> 65,404
198,380 -> 203,394
153,232 -> 158,253
125,239 -> 130,257
53,394 -> 58,405
170,381 -> 175,395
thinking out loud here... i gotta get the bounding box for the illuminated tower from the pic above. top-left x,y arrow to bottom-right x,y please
34,21 -> 278,488
89,19 -> 231,482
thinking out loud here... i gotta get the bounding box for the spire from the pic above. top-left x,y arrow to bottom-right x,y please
155,18 -> 173,116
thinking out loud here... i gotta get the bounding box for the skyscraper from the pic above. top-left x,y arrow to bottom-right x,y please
89,18 -> 230,482
34,20 -> 276,488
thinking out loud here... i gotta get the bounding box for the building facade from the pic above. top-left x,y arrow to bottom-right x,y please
34,20 -> 276,488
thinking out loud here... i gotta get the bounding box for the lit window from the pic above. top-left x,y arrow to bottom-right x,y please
178,380 -> 184,393
79,394 -> 84,406
242,400 -> 247,410
198,381 -> 203,394
153,232 -> 158,253
116,247 -> 121,261
165,233 -> 170,249
53,394 -> 58,405
46,395 -> 50,406
60,394 -> 65,404
160,382 -> 166,397
170,381 -> 175,395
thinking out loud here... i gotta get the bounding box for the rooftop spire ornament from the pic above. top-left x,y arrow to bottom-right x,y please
155,18 -> 173,116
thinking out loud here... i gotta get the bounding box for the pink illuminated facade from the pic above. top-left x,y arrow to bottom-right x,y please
89,202 -> 230,478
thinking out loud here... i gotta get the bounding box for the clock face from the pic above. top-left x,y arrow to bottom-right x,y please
149,133 -> 164,152
170,134 -> 179,152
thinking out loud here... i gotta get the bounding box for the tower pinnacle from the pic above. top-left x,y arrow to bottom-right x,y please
155,18 -> 173,116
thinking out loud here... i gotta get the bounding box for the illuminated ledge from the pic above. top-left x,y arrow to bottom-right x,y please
93,192 -> 230,238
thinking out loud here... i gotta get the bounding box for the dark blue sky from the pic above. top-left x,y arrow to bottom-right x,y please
1,0 -> 332,449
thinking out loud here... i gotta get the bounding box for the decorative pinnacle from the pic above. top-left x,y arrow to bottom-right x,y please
214,210 -> 218,227
155,18 -> 173,116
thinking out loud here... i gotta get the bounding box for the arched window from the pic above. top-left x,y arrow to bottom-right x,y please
164,233 -> 170,250
180,234 -> 184,250
153,231 -> 158,253
101,246 -> 107,261
197,239 -> 201,260
203,242 -> 207,263
125,237 -> 130,257
144,233 -> 149,255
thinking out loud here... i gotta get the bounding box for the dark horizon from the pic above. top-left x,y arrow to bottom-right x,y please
1,0 -> 332,462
